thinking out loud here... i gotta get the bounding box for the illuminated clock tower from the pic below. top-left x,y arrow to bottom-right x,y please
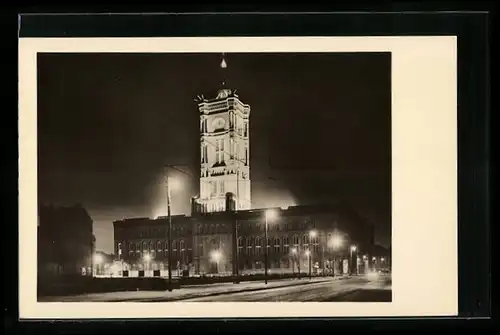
194,53 -> 251,213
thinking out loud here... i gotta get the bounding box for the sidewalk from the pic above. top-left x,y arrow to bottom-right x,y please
40,276 -> 347,302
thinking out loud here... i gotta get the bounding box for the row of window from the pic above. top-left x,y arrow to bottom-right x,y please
196,222 -> 311,234
209,180 -> 225,197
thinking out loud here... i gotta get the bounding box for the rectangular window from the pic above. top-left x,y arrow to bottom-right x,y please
230,139 -> 234,159
216,139 -> 225,164
245,147 -> 248,165
244,122 -> 248,137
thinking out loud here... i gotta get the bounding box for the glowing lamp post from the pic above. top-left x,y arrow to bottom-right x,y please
264,209 -> 278,285
305,250 -> 312,279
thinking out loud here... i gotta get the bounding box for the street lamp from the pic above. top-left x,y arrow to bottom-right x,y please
350,245 -> 357,275
305,250 -> 312,279
264,209 -> 278,285
210,250 -> 222,274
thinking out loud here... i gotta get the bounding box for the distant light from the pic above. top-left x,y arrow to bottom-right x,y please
305,250 -> 311,256
220,58 -> 227,69
350,245 -> 357,252
381,257 -> 385,262
309,230 -> 318,238
265,209 -> 278,221
143,253 -> 152,262
372,256 -> 376,261
280,205 -> 289,210
291,248 -> 297,254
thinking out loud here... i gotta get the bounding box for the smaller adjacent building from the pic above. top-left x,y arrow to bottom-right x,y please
37,204 -> 94,278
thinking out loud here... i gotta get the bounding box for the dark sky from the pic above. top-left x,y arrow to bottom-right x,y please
38,52 -> 391,253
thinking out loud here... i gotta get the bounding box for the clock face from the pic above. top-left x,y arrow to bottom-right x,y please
212,117 -> 226,130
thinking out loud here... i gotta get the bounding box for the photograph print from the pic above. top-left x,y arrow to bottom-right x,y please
37,51 -> 392,303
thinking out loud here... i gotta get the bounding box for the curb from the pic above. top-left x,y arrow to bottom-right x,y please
122,278 -> 337,302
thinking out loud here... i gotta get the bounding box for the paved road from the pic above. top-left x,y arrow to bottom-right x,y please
181,275 -> 391,302
326,289 -> 392,302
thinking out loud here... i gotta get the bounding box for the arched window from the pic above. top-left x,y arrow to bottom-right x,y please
209,224 -> 215,234
142,242 -> 148,253
164,240 -> 168,256
215,224 -> 220,233
129,243 -> 134,255
237,237 -> 243,255
149,241 -> 154,254
246,236 -> 253,255
172,240 -> 177,252
179,239 -> 185,262
302,234 -> 309,247
292,235 -> 299,247
198,224 -> 203,234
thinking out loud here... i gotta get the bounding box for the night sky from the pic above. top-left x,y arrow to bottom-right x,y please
37,52 -> 391,253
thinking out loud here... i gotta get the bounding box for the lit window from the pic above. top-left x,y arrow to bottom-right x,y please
274,237 -> 280,253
